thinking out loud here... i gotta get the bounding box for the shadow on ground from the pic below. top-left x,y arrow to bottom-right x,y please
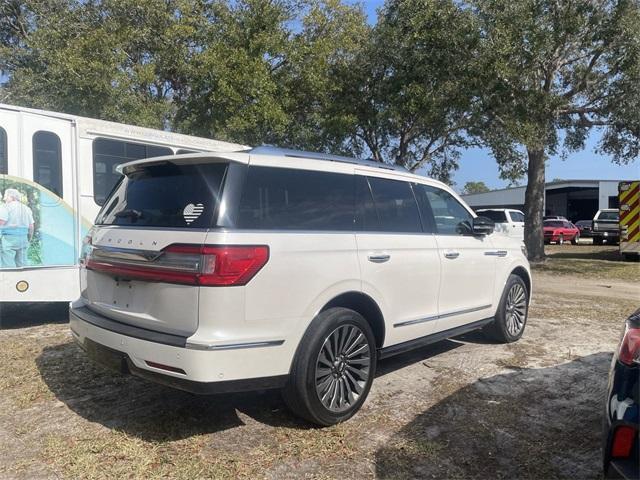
0,302 -> 69,329
375,352 -> 612,479
37,335 -> 472,441
36,341 -> 300,441
547,247 -> 623,262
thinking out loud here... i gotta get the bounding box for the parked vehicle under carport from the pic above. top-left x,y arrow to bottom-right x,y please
575,220 -> 593,238
593,209 -> 620,245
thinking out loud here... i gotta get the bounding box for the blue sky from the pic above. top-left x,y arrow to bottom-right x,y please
354,0 -> 639,191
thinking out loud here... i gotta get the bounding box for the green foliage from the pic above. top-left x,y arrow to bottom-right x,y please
471,0 -> 640,175
328,0 -> 481,182
1,0 -> 638,221
462,181 -> 490,195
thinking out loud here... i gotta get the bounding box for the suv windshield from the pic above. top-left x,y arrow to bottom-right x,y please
95,162 -> 227,228
597,211 -> 619,221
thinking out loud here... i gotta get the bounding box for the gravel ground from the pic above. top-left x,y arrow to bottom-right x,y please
0,245 -> 638,479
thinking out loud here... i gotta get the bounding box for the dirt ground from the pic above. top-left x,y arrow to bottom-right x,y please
0,245 -> 638,479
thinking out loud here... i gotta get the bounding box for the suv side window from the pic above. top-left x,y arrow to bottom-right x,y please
478,210 -> 507,223
509,211 -> 525,223
421,185 -> 473,235
367,176 -> 422,233
236,166 -> 355,231
355,175 -> 379,231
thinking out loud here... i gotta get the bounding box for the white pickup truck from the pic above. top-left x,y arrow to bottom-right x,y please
476,208 -> 525,241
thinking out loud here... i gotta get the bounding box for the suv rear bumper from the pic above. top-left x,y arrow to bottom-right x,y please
70,305 -> 290,392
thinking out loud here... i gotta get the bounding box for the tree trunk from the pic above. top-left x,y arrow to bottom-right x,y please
524,147 -> 546,262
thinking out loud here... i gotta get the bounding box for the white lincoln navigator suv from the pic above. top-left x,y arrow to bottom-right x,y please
70,147 -> 531,426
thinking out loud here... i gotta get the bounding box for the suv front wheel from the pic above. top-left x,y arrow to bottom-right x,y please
484,274 -> 529,343
283,308 -> 377,426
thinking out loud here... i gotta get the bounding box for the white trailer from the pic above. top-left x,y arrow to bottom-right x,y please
0,103 -> 247,302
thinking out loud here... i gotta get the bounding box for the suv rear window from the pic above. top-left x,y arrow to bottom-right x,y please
597,211 -> 619,221
95,162 -> 227,228
478,210 -> 507,222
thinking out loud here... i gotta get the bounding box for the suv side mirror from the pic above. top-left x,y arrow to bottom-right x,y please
471,216 -> 495,236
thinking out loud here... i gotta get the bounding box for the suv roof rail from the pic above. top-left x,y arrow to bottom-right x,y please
249,146 -> 409,173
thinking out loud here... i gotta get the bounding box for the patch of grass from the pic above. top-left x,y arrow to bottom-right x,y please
532,257 -> 640,281
0,330 -> 62,408
536,244 -> 640,281
41,421 -> 364,479
43,431 -> 242,479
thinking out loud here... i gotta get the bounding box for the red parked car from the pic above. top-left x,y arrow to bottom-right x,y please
543,220 -> 580,244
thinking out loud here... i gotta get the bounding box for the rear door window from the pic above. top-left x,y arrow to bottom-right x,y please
236,166 -> 355,231
96,162 -> 227,228
367,177 -> 422,233
355,175 -> 379,231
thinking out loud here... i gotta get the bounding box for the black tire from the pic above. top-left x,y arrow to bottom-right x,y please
594,237 -> 604,245
282,307 -> 377,426
484,274 -> 529,343
571,234 -> 579,245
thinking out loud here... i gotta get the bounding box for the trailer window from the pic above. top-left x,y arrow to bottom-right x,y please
93,138 -> 172,205
0,127 -> 6,174
33,131 -> 63,197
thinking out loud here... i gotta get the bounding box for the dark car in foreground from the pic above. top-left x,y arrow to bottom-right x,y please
603,309 -> 639,479
575,220 -> 593,238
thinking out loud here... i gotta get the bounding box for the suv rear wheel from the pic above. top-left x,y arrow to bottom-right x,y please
282,308 -> 376,426
484,274 -> 529,343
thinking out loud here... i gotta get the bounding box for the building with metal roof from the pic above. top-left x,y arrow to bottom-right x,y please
461,179 -> 635,222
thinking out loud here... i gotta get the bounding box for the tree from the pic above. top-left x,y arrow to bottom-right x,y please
327,0 -> 481,183
471,0 -> 640,261
0,0 -> 208,128
462,181 -> 490,195
174,0 -> 369,147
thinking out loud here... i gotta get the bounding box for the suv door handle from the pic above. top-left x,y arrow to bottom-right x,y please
444,251 -> 460,259
368,253 -> 391,263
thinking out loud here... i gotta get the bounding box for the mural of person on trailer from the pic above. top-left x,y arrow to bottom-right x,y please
0,188 -> 35,267
0,176 -> 76,269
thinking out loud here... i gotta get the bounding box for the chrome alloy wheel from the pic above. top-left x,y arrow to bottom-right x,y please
315,324 -> 371,413
505,283 -> 527,336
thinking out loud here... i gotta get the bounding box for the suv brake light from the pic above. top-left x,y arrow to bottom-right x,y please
619,323 -> 640,366
86,244 -> 269,286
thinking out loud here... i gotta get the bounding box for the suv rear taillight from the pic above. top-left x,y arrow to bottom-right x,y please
86,244 -> 269,286
619,323 -> 640,366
